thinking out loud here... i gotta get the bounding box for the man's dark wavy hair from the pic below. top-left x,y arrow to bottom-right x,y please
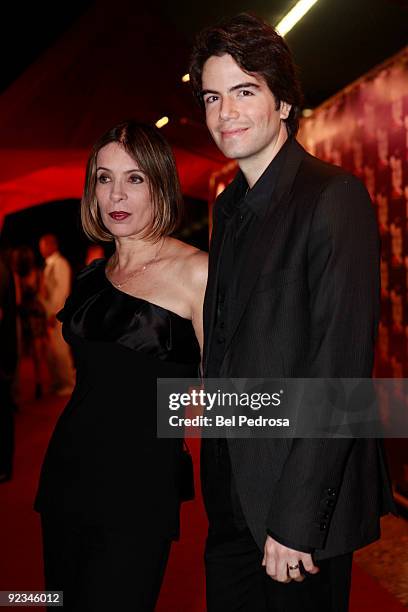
189,13 -> 303,136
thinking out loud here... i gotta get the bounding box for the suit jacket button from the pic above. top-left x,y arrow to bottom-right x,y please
326,499 -> 335,507
327,488 -> 336,496
323,512 -> 330,519
320,522 -> 327,531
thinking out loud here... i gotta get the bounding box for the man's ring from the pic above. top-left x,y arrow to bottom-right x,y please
288,564 -> 299,571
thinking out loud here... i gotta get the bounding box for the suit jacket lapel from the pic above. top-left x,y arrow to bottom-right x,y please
203,222 -> 225,374
223,140 -> 306,359
203,179 -> 240,374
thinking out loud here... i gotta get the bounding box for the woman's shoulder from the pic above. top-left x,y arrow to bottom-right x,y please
76,257 -> 106,281
57,259 -> 106,323
71,257 -> 106,295
166,237 -> 207,262
164,239 -> 208,295
166,238 -> 208,284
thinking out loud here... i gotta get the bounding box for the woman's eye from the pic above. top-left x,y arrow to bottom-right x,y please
129,174 -> 144,184
97,174 -> 110,184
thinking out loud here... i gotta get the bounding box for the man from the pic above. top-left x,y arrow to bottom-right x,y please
39,234 -> 75,396
189,13 -> 396,612
0,252 -> 17,482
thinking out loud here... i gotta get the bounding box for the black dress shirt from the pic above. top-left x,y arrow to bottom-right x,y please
204,140 -> 290,536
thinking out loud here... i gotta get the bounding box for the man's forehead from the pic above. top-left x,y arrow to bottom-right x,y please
202,54 -> 263,88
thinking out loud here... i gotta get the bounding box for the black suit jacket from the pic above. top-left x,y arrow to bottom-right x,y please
203,139 -> 396,560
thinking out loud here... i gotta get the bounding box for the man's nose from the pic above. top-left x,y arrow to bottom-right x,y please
219,97 -> 239,121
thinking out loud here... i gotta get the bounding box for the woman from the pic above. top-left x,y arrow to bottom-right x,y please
35,121 -> 207,611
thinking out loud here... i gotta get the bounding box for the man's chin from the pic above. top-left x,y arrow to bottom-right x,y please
218,145 -> 249,160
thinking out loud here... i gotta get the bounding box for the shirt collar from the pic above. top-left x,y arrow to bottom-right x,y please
221,137 -> 291,219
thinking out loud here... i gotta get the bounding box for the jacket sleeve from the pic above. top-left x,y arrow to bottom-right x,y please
266,173 -> 380,551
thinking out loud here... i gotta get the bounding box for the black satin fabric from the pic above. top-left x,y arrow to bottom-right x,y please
60,258 -> 199,363
35,259 -> 200,539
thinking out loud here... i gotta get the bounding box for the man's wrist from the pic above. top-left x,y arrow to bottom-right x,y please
266,529 -> 314,554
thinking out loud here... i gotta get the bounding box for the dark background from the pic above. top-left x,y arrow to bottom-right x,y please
1,0 -> 407,106
0,0 -> 406,261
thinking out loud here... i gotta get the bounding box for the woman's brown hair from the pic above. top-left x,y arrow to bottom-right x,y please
81,121 -> 183,243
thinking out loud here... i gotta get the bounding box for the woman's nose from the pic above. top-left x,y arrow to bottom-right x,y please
110,182 -> 127,201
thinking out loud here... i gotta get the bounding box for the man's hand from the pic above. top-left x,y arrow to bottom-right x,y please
262,535 -> 319,583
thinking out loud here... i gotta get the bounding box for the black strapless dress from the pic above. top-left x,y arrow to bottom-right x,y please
35,258 -> 200,539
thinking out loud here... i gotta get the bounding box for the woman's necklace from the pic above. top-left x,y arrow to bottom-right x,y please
109,240 -> 164,289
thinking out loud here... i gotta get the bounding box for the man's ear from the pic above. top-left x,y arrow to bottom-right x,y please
280,101 -> 292,120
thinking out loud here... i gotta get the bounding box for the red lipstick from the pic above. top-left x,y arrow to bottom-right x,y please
109,212 -> 131,221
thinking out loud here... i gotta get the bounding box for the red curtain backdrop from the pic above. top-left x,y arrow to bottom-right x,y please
298,47 -> 408,377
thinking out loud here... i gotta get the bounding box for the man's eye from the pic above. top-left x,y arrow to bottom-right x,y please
129,174 -> 143,184
204,95 -> 218,105
97,174 -> 110,183
239,90 -> 254,97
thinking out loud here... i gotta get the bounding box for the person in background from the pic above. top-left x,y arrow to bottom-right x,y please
38,234 -> 75,396
85,243 -> 105,266
12,246 -> 47,400
0,252 -> 17,482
